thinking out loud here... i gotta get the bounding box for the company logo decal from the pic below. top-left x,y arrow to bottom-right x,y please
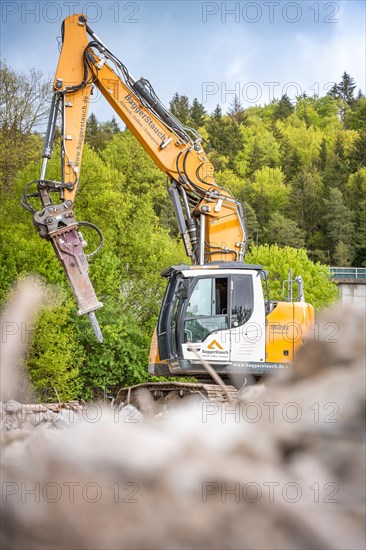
202,339 -> 228,357
207,339 -> 223,350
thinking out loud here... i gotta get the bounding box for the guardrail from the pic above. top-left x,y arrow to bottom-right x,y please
329,267 -> 366,279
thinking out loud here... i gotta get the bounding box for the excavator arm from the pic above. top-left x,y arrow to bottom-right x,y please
22,13 -> 246,340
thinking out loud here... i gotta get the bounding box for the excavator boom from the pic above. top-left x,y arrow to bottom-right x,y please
23,14 -> 246,341
50,14 -> 246,263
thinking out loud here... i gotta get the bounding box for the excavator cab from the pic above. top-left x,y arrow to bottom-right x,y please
149,263 -> 314,379
150,263 -> 272,378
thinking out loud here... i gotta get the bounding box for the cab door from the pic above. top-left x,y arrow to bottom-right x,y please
181,276 -> 231,363
229,272 -> 266,363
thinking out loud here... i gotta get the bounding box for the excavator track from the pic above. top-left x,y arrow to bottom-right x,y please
115,381 -> 238,411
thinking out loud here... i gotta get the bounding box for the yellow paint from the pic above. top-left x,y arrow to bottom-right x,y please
266,301 -> 314,363
149,327 -> 160,364
54,14 -> 245,260
207,340 -> 224,350
53,16 -> 92,202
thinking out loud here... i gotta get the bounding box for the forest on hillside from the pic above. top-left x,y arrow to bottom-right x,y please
1,61 -> 365,399
87,71 -> 366,267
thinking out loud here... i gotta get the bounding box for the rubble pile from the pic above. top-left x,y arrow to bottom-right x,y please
0,400 -> 85,431
0,285 -> 365,549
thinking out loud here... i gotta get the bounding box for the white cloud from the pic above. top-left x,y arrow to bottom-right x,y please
294,5 -> 366,94
2,1 -> 364,118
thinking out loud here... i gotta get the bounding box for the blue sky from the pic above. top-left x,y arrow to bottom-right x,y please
1,0 -> 365,121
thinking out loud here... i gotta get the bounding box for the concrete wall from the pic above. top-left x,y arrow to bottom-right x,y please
335,278 -> 366,308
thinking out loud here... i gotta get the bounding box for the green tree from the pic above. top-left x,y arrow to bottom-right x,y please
0,60 -> 49,135
243,201 -> 260,245
27,296 -> 85,400
100,130 -> 168,220
323,133 -> 351,190
295,96 -> 319,128
318,137 -> 327,171
228,95 -> 245,123
0,61 -> 48,186
275,95 -> 294,120
249,167 -> 289,224
345,167 -> 366,210
85,113 -> 99,149
245,139 -> 265,176
314,95 -> 340,127
328,72 -> 358,123
85,114 -> 121,151
328,71 -> 357,106
276,117 -> 323,167
290,169 -> 324,238
99,117 -> 121,141
206,105 -> 223,151
349,131 -> 366,169
279,135 -> 302,180
235,120 -> 281,178
189,98 -> 206,128
206,107 -> 243,166
1,139 -> 185,399
264,212 -> 305,248
169,93 -> 190,124
109,116 -> 120,134
323,188 -> 355,265
344,97 -> 366,131
246,244 -> 338,310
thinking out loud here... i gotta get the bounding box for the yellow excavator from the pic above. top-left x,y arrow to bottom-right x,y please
22,14 -> 314,399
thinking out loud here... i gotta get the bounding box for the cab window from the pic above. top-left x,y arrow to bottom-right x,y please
184,277 -> 229,343
231,274 -> 253,328
186,277 -> 228,317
